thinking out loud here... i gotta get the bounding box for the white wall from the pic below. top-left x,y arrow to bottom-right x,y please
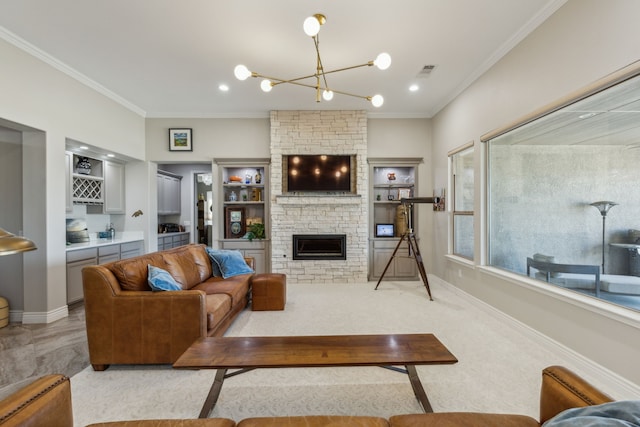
431,0 -> 640,386
0,36 -> 145,320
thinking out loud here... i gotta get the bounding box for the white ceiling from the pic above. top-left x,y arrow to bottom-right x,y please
0,0 -> 566,118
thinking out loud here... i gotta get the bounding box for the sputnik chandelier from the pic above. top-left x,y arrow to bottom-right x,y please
234,13 -> 391,107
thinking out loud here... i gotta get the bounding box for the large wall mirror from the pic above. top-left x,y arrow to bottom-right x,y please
482,61 -> 640,312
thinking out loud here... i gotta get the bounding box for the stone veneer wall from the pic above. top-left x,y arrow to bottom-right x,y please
270,110 -> 368,283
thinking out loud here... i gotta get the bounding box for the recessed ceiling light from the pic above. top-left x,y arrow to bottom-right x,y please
107,153 -> 115,158
80,146 -> 88,150
578,112 -> 597,119
219,84 -> 229,92
409,84 -> 419,92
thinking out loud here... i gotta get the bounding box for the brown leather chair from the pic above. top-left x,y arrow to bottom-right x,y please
386,365 -> 614,427
0,375 -> 73,427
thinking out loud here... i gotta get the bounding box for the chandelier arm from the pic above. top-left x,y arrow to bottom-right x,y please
313,35 -> 330,90
262,78 -> 372,101
260,61 -> 375,88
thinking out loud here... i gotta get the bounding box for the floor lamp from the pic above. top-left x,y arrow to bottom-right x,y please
590,201 -> 617,273
0,227 -> 37,328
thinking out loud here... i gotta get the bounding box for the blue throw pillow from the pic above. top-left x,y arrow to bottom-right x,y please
543,401 -> 640,427
206,249 -> 254,279
205,247 -> 224,277
147,265 -> 181,291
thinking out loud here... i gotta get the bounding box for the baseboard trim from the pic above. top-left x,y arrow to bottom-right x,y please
20,305 -> 69,324
431,275 -> 640,399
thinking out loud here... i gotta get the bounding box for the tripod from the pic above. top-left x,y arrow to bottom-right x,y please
374,198 -> 433,301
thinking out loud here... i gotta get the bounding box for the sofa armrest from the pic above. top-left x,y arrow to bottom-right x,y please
539,365 -> 613,423
83,265 -> 208,369
0,374 -> 73,427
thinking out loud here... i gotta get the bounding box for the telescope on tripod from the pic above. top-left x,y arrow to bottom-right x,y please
374,197 -> 434,300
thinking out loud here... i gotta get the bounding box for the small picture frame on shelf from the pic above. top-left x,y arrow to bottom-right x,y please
398,188 -> 411,200
225,207 -> 246,239
388,194 -> 395,201
168,128 -> 193,151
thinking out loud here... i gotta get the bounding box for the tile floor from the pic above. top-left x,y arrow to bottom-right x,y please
0,302 -> 89,400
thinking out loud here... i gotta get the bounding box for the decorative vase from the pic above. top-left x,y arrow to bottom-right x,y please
76,157 -> 92,175
255,169 -> 262,184
229,191 -> 237,202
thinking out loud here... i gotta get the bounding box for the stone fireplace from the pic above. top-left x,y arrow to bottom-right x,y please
270,110 -> 368,283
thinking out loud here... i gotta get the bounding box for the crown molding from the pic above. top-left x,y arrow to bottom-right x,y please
0,25 -> 146,117
431,0 -> 569,116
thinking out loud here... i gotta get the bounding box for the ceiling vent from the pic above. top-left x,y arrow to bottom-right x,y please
417,65 -> 436,77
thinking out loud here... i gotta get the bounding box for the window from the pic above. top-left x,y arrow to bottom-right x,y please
483,64 -> 640,312
449,143 -> 474,259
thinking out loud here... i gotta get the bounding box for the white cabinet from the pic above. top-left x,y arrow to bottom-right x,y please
157,171 -> 182,215
66,248 -> 98,304
66,152 -> 126,214
157,232 -> 189,250
98,244 -> 120,264
104,161 -> 125,214
120,241 -> 143,259
66,239 -> 143,303
367,158 -> 422,281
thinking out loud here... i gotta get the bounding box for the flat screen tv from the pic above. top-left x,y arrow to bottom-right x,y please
285,154 -> 354,193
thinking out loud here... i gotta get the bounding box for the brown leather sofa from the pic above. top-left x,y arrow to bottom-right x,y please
0,366 -> 613,426
82,244 -> 254,371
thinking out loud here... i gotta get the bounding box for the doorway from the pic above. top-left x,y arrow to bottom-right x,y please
195,173 -> 213,246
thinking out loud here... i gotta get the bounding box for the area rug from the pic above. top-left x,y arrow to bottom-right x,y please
71,280 -> 572,425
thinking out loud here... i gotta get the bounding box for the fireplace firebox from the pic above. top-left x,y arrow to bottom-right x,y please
293,234 -> 346,260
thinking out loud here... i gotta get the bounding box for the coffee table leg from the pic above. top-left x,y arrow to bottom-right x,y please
405,365 -> 433,413
199,368 -> 227,418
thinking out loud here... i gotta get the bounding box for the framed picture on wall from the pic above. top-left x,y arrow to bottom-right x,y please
169,128 -> 193,151
225,207 -> 246,239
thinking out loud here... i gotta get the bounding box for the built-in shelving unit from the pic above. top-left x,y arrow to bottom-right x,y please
368,157 -> 422,281
215,158 -> 271,273
71,154 -> 104,205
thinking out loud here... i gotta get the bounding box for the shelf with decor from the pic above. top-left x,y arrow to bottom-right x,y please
367,157 -> 423,281
66,151 -> 126,213
215,158 -> 271,273
70,153 -> 104,205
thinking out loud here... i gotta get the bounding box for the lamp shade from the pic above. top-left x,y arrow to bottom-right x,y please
590,201 -> 618,216
0,228 -> 37,256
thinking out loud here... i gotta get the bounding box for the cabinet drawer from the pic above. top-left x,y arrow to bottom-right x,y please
67,248 -> 98,263
98,244 -> 120,256
98,253 -> 120,265
373,239 -> 406,249
121,241 -> 143,253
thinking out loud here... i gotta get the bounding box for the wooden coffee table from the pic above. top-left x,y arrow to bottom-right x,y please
173,333 -> 457,418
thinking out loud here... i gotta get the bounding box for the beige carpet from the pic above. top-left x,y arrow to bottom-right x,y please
71,280 -> 577,425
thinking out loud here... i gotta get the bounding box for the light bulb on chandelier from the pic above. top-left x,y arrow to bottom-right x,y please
233,13 -> 389,108
374,53 -> 392,70
371,95 -> 384,107
234,65 -> 252,81
260,79 -> 273,92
